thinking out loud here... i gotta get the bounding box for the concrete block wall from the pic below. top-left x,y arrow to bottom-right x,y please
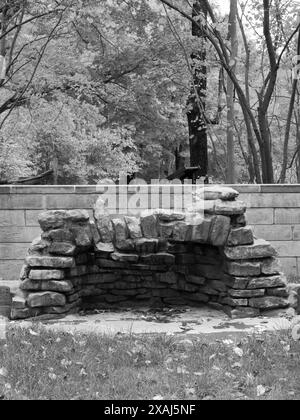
0,184 -> 300,285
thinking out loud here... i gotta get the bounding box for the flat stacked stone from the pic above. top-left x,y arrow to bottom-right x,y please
8,185 -> 295,321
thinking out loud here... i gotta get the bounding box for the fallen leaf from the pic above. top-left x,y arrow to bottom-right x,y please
257,385 -> 266,397
233,347 -> 244,357
0,367 -> 8,377
153,395 -> 164,400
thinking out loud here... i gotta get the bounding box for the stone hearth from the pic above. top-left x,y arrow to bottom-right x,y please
11,186 -> 290,320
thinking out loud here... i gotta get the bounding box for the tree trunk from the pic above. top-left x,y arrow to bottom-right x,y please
279,12 -> 300,183
226,0 -> 238,184
187,1 -> 208,177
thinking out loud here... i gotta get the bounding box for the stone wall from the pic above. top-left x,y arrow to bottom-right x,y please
1,184 -> 300,286
7,186 -> 294,321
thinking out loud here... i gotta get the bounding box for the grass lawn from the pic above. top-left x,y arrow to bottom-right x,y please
0,324 -> 300,400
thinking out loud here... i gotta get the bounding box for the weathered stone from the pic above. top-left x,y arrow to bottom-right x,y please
209,215 -> 231,246
42,228 -> 74,243
261,258 -> 281,275
228,288 -> 265,298
89,221 -> 101,244
247,275 -> 287,290
116,239 -> 135,252
214,200 -> 247,216
125,216 -> 143,239
224,277 -> 249,289
288,291 -> 299,309
231,214 -> 247,228
43,301 -> 79,315
135,238 -> 158,254
156,272 -> 177,284
38,210 -> 89,231
186,275 -> 206,286
112,218 -> 128,242
96,216 -> 114,243
225,306 -> 260,319
10,307 -> 41,320
48,242 -> 76,256
95,242 -> 115,256
225,261 -> 261,277
267,288 -> 289,298
21,279 -> 73,293
199,286 -> 219,296
158,211 -> 185,222
20,264 -> 31,280
159,222 -> 175,239
27,292 -> 66,308
140,214 -> 158,238
140,253 -> 175,266
27,237 -> 50,256
26,256 -> 75,269
227,227 -> 254,247
221,297 -> 248,307
190,217 -> 212,243
172,222 -> 190,242
111,252 -> 139,263
71,225 -> 92,248
11,295 -> 26,310
29,269 -> 65,281
224,239 -> 277,260
203,186 -> 239,201
249,296 -> 289,309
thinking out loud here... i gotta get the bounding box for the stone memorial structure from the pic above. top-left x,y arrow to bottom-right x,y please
10,186 -> 292,320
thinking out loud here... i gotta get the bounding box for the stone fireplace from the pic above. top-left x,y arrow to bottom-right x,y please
11,186 -> 290,320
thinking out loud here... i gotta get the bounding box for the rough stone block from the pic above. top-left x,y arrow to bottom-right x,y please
247,275 -> 287,290
95,242 -> 115,256
228,288 -> 265,298
172,222 -> 190,242
42,228 -> 74,243
249,296 -> 289,309
227,226 -> 254,247
26,256 -> 75,269
48,242 -> 76,256
226,261 -> 261,277
29,269 -> 65,281
111,252 -> 139,263
209,215 -> 231,246
38,210 -> 89,231
190,217 -> 212,243
140,214 -> 158,238
27,292 -> 66,308
89,221 -> 101,244
125,216 -> 142,239
187,275 -> 206,285
213,200 -> 247,216
135,238 -> 158,254
96,216 -> 114,243
21,279 -> 73,293
116,239 -> 135,252
221,297 -> 248,307
267,288 -> 289,298
224,239 -> 277,260
203,186 -> 239,201
261,258 -> 281,275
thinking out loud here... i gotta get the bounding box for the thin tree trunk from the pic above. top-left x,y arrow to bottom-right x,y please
279,13 -> 300,183
187,1 -> 208,176
226,0 -> 238,184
